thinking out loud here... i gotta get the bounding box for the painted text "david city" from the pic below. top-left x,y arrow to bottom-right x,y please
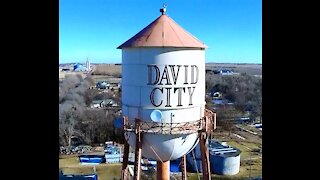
147,64 -> 199,107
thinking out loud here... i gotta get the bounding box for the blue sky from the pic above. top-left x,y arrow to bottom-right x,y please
59,0 -> 262,64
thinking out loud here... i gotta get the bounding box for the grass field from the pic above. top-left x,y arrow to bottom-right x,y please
59,155 -> 122,180
59,140 -> 262,180
59,127 -> 262,179
220,140 -> 262,179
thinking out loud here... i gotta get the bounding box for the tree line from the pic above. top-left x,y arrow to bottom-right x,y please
59,75 -> 123,147
59,72 -> 262,147
206,73 -> 262,132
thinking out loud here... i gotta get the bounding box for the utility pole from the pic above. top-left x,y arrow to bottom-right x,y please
249,151 -> 252,178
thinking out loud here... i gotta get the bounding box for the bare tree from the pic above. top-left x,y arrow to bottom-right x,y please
59,104 -> 83,147
59,75 -> 82,103
206,73 -> 262,122
60,74 -> 95,105
84,89 -> 100,106
77,108 -> 116,145
59,73 -> 123,146
216,106 -> 242,136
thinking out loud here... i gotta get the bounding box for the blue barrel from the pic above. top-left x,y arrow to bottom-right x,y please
113,118 -> 123,128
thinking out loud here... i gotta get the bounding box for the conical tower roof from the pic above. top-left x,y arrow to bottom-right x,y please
117,9 -> 207,49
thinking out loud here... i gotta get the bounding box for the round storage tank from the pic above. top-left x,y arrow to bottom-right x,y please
118,12 -> 207,161
210,144 -> 241,175
122,47 -> 205,161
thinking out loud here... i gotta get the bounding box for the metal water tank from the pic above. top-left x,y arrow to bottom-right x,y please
118,10 -> 207,161
211,153 -> 241,175
210,141 -> 241,175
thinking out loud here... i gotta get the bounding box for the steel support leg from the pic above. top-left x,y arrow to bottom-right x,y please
133,119 -> 142,180
181,154 -> 188,180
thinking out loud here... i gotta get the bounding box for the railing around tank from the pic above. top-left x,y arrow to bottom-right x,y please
122,109 -> 216,135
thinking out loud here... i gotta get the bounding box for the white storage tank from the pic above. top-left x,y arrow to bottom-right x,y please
209,140 -> 241,175
118,8 -> 207,161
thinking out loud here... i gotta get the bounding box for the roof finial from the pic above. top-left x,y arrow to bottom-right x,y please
160,4 -> 167,15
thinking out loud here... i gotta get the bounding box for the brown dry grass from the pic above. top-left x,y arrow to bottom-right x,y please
91,63 -> 261,76
206,63 -> 262,75
92,64 -> 121,77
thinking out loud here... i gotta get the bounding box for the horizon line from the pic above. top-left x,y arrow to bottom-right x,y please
59,62 -> 262,65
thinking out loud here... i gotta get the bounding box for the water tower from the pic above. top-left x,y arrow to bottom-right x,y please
86,58 -> 91,72
117,6 -> 216,180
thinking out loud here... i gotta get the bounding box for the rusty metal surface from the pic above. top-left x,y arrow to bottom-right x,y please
133,119 -> 142,180
181,155 -> 188,180
121,141 -> 130,180
118,14 -> 207,49
123,109 -> 216,135
124,120 -> 201,134
156,161 -> 170,180
204,109 -> 216,133
199,133 -> 211,180
121,108 -> 216,179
